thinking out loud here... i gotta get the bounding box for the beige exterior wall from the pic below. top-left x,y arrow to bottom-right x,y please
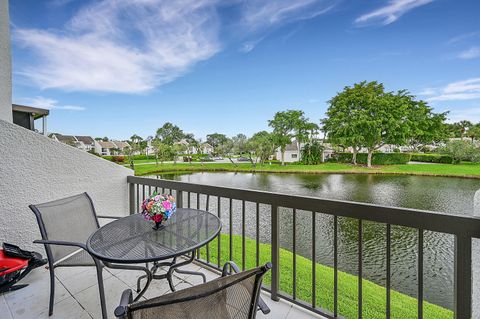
0,119 -> 133,251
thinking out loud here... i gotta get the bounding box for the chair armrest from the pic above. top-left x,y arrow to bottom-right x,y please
33,239 -> 87,250
114,289 -> 133,318
221,261 -> 241,277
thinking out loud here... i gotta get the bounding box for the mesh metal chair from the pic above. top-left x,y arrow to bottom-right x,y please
114,261 -> 272,319
30,192 -> 151,319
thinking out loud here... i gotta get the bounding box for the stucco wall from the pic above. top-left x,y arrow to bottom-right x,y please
0,0 -> 12,122
0,119 -> 133,251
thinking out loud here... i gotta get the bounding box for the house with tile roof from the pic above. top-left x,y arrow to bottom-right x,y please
50,133 -> 98,152
95,140 -> 130,155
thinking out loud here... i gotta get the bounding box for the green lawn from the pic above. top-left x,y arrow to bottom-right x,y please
198,234 -> 452,319
133,162 -> 480,178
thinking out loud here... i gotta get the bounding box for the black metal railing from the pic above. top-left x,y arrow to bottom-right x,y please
127,175 -> 480,319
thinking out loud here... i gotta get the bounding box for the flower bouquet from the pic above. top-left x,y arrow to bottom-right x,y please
141,192 -> 176,230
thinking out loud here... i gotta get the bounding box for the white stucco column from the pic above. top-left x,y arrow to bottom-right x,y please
0,0 -> 12,123
473,189 -> 480,317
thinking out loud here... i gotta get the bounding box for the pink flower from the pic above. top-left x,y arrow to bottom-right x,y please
162,200 -> 172,211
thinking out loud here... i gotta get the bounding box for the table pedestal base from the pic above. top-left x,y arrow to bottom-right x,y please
136,251 -> 206,294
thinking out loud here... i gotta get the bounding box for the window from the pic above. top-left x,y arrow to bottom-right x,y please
291,154 -> 298,158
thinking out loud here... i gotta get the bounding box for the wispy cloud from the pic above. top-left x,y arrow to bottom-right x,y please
446,107 -> 480,123
447,31 -> 480,45
17,96 -> 86,111
15,0 -> 336,92
457,47 -> 480,60
425,78 -> 480,102
355,0 -> 434,27
15,0 -> 221,93
238,0 -> 336,52
241,0 -> 335,31
417,88 -> 436,96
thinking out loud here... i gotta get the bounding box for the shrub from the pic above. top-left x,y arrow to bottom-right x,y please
300,141 -> 324,165
111,155 -> 125,163
410,153 -> 453,164
439,140 -> 480,163
132,154 -> 155,160
264,160 -> 281,165
331,152 -> 411,165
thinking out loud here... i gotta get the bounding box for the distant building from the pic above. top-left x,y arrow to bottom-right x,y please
275,142 -> 300,163
51,134 -> 130,155
276,141 -> 335,163
200,143 -> 214,155
51,133 -> 98,152
95,140 -> 130,156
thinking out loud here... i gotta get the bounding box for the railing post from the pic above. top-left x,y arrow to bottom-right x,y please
176,190 -> 183,209
129,182 -> 135,215
271,205 -> 280,301
454,235 -> 472,319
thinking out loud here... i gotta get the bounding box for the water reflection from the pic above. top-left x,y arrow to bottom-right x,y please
151,172 -> 480,309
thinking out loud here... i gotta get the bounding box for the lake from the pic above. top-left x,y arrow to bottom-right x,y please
147,172 -> 480,309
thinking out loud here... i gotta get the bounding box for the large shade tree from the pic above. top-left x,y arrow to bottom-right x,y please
156,123 -> 184,145
323,81 -> 447,167
206,133 -> 229,154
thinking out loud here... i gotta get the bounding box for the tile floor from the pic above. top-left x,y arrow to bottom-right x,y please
0,260 -> 326,319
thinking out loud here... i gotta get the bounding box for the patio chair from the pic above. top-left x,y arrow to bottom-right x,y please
114,261 -> 272,319
30,192 -> 150,319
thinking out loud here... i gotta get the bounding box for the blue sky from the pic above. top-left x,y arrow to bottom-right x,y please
9,0 -> 480,140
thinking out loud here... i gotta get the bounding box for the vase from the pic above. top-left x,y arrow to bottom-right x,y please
153,221 -> 165,230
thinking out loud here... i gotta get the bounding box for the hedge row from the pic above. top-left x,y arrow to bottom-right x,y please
103,154 -> 155,162
330,152 -> 411,165
409,153 -> 454,164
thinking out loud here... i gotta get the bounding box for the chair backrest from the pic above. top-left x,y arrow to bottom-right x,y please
29,193 -> 100,263
121,263 -> 271,319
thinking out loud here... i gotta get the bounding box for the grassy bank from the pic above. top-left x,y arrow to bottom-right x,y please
133,162 -> 480,178
198,234 -> 452,319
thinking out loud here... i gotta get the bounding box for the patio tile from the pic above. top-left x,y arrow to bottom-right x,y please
174,281 -> 194,291
181,264 -> 220,286
32,296 -> 92,319
108,269 -> 145,290
60,267 -> 113,295
73,275 -> 131,319
256,292 -> 293,319
286,304 -> 327,319
54,266 -> 92,282
0,295 -> 14,319
4,268 -> 70,316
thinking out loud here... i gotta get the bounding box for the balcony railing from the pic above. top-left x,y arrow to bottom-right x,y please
127,175 -> 480,319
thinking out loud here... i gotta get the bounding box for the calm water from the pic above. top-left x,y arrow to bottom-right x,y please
149,172 -> 480,309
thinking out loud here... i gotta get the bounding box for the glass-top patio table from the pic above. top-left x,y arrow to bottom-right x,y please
86,208 -> 222,301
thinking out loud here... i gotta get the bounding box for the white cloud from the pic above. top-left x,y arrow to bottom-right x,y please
457,47 -> 480,60
16,96 -> 85,111
447,31 -> 480,45
241,0 -> 334,31
417,88 -> 436,96
238,0 -> 335,52
446,107 -> 480,123
15,0 -> 336,91
426,78 -> 480,102
15,0 -> 221,93
355,0 -> 434,27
